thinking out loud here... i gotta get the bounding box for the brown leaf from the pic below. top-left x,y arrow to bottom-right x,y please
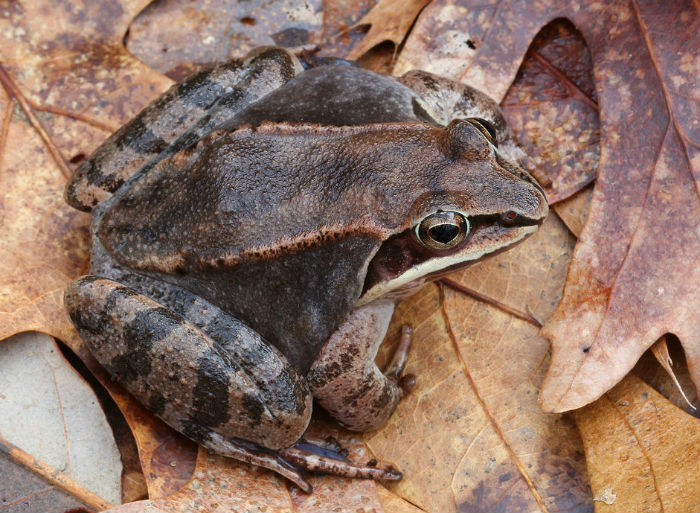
128,0 -> 323,79
345,0 -> 431,60
397,0 -> 700,413
366,215 -> 592,512
575,374 -> 700,512
501,19 -> 600,203
539,0 -> 700,412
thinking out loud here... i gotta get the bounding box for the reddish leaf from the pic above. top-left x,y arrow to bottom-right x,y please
539,0 -> 700,411
398,0 -> 700,413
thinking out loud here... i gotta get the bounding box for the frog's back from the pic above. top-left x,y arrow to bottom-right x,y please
226,65 -> 439,128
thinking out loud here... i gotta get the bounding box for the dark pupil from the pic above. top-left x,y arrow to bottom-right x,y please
429,223 -> 459,243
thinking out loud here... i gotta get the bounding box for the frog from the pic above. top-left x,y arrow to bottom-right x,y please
64,46 -> 548,492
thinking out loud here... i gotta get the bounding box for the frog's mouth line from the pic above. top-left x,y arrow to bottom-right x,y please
358,223 -> 539,306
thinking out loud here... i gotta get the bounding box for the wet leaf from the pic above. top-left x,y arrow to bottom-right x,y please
575,374 -> 700,512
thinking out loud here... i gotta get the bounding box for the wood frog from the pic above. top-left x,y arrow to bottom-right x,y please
64,47 -> 547,492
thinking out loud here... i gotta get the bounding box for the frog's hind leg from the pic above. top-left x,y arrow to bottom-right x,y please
64,275 -> 314,488
308,301 -> 415,432
65,46 -> 303,212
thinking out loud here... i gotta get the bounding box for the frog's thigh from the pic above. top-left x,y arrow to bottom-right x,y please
308,301 -> 402,432
64,276 -> 311,451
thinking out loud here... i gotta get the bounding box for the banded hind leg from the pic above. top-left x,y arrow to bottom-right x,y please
65,46 -> 303,211
65,276 -> 401,491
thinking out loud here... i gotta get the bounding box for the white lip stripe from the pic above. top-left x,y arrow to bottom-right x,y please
357,225 -> 537,306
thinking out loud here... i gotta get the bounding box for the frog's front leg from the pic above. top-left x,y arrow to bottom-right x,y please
308,301 -> 415,432
64,276 -> 314,488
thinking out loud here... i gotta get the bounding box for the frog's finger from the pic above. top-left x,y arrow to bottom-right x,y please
383,324 -> 413,379
66,46 -> 302,212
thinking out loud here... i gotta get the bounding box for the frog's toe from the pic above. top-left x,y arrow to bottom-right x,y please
382,324 -> 417,400
280,445 -> 402,483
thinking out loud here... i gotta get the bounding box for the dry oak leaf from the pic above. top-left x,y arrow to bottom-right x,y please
0,0 -> 207,501
367,214 -> 592,513
575,374 -> 700,513
127,0 -> 323,79
345,0 -> 431,60
398,0 -> 700,412
0,1 -> 414,509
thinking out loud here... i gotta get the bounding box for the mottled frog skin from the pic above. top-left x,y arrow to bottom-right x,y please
64,47 -> 547,491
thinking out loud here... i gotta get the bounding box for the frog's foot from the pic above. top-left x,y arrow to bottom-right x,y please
279,444 -> 401,482
204,434 -> 400,493
308,301 -> 414,432
383,324 -> 417,399
296,436 -> 348,459
202,434 -> 314,493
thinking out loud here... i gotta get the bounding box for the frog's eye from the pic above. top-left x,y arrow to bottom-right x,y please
415,211 -> 470,250
466,118 -> 498,147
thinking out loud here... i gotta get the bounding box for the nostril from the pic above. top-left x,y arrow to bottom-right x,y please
500,210 -> 520,225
